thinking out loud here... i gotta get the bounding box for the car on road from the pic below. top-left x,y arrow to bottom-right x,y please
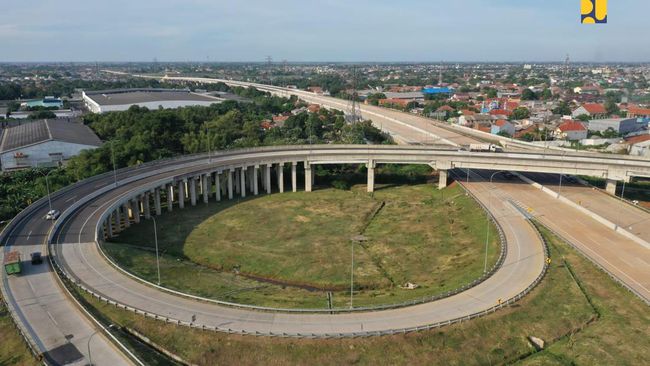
45,209 -> 60,220
31,252 -> 43,265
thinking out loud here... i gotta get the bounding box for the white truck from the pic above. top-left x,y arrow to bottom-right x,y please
468,143 -> 503,152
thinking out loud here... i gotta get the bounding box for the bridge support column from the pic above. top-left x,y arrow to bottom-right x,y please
236,168 -> 241,195
265,164 -> 272,194
115,207 -> 122,231
367,160 -> 375,193
167,184 -> 174,212
202,174 -> 210,204
606,179 -> 617,195
133,198 -> 141,223
438,170 -> 449,190
304,162 -> 313,192
178,180 -> 186,209
227,169 -> 234,199
143,192 -> 151,220
106,216 -> 114,238
189,177 -> 197,206
253,166 -> 259,195
214,172 -> 222,202
247,167 -> 254,193
240,167 -> 246,198
277,163 -> 284,193
291,162 -> 297,192
123,203 -> 131,227
154,188 -> 162,215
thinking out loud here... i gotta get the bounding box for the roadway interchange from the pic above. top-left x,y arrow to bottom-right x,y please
0,80 -> 647,365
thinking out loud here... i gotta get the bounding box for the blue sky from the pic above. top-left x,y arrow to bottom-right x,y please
2,0 -> 648,62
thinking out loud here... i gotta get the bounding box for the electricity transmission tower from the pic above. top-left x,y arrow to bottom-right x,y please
346,67 -> 362,123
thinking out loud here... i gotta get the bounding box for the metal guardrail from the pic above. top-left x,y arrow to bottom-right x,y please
10,145 -> 550,343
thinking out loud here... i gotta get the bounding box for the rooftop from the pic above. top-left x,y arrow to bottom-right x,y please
0,120 -> 102,153
83,88 -> 222,106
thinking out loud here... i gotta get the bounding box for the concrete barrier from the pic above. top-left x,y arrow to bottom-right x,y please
514,173 -> 650,250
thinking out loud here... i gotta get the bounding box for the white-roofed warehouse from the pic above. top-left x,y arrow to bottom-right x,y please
82,88 -> 224,113
0,120 -> 102,171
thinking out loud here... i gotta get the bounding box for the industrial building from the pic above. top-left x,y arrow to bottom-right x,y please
82,88 -> 223,113
22,97 -> 64,109
587,118 -> 646,135
0,119 -> 102,171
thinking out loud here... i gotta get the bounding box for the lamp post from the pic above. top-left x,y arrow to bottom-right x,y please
485,170 -> 505,273
151,216 -> 161,285
39,168 -> 57,213
558,174 -> 563,196
111,140 -> 118,187
350,240 -> 354,309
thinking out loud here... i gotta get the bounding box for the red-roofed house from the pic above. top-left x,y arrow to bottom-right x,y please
436,105 -> 454,112
628,106 -> 650,119
572,103 -> 608,119
379,98 -> 410,108
307,104 -> 321,113
489,109 -> 513,117
555,120 -> 587,141
491,119 -> 515,136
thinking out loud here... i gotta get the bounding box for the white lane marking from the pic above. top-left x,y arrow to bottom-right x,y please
26,230 -> 32,240
27,279 -> 37,294
65,196 -> 77,203
46,311 -> 59,326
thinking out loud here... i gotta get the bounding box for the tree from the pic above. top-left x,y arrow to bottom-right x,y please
366,93 -> 386,106
605,99 -> 620,115
28,110 -> 57,119
486,88 -> 498,98
552,101 -> 572,116
541,88 -> 553,100
511,107 -> 530,120
575,114 -> 591,122
521,89 -> 538,101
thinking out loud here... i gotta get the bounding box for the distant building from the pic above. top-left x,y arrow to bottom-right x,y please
555,120 -> 588,141
572,103 -> 608,119
22,97 -> 63,109
422,87 -> 452,96
82,88 -> 223,113
588,118 -> 644,135
627,135 -> 650,157
0,120 -> 102,171
627,106 -> 650,119
491,120 -> 515,136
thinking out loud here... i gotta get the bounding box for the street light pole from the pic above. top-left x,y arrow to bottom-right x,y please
87,330 -> 99,366
350,241 -> 354,309
621,180 -> 626,201
111,140 -> 118,187
558,174 -> 563,196
151,216 -> 161,285
44,172 -> 53,213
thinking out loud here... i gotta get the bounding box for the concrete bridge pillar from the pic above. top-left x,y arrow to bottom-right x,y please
133,198 -> 141,223
227,169 -> 234,199
234,168 -> 241,195
438,170 -> 449,190
214,172 -> 222,202
277,163 -> 284,193
367,160 -> 375,193
115,206 -> 122,231
167,184 -> 174,212
240,167 -> 247,198
265,164 -> 272,194
189,177 -> 197,206
606,179 -> 618,195
143,192 -> 151,219
106,216 -> 114,238
123,203 -> 131,228
304,162 -> 313,192
247,166 -> 254,193
202,174 -> 210,204
178,180 -> 186,209
291,162 -> 297,192
253,165 -> 259,195
154,188 -> 162,215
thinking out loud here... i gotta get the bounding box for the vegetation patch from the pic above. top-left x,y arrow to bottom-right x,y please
106,182 -> 499,309
0,295 -> 39,366
78,224 -> 650,365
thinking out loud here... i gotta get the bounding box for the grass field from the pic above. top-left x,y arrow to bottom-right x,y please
0,295 -> 38,366
106,183 -> 500,309
79,224 -> 650,365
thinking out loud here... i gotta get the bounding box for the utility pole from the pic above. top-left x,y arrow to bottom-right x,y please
346,67 -> 362,124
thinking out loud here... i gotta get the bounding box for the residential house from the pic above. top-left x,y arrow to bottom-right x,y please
555,120 -> 588,141
572,103 -> 608,119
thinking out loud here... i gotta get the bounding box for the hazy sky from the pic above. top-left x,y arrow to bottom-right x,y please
2,0 -> 648,62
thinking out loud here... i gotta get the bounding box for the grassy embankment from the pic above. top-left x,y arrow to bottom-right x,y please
78,225 -> 650,365
105,183 -> 500,309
